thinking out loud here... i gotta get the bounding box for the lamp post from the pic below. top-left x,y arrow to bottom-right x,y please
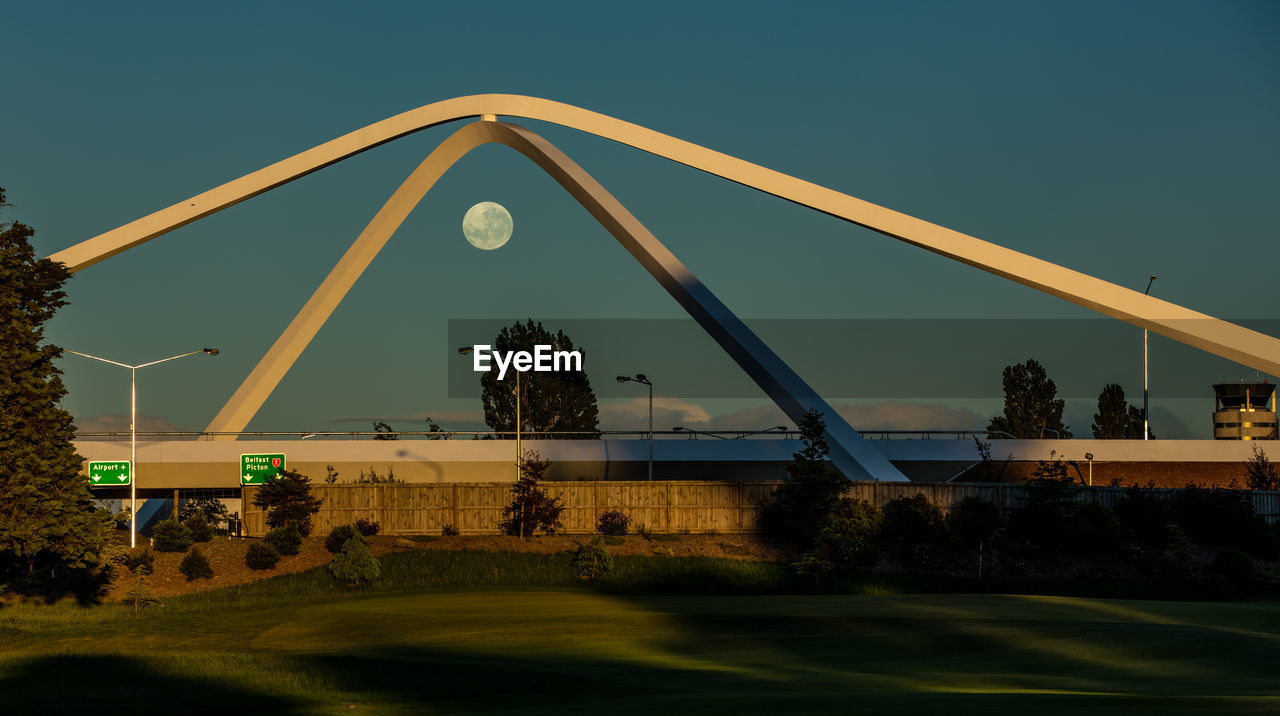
1084,452 -> 1095,487
673,426 -> 729,440
617,374 -> 653,480
1144,275 -> 1157,441
65,347 -> 218,548
460,346 -> 520,480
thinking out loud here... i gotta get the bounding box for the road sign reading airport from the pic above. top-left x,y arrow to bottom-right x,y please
88,461 -> 131,486
241,453 -> 286,485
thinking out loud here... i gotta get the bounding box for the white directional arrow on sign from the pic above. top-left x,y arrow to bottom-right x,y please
91,473 -> 102,483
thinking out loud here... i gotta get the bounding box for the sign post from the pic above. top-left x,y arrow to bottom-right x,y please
241,453 -> 286,485
88,460 -> 131,486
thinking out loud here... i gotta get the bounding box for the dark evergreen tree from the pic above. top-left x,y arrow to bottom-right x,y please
480,319 -> 599,438
761,409 -> 848,547
1091,383 -> 1144,439
986,359 -> 1072,439
0,188 -> 112,571
252,467 -> 323,536
498,451 -> 564,537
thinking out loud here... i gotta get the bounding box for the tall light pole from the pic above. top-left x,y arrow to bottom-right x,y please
617,374 -> 653,480
460,346 -> 521,480
65,347 -> 219,548
1144,275 -> 1157,441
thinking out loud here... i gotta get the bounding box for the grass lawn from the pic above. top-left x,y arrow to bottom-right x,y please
2,554 -> 1279,713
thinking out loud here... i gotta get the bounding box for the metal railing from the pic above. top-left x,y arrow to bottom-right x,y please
74,428 -> 1008,441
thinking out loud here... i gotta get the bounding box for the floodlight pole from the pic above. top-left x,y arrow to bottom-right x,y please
617,374 -> 653,480
65,348 -> 218,548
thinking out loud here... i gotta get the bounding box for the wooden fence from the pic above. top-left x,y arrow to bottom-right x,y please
242,481 -> 1280,537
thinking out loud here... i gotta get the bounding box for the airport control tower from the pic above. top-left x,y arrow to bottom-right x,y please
1212,382 -> 1279,440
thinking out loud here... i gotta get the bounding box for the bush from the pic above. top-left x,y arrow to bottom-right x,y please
596,510 -> 630,536
183,515 -> 213,543
264,525 -> 302,556
179,547 -> 214,581
1169,488 -> 1252,546
572,540 -> 614,578
355,518 -> 380,537
1115,488 -> 1169,545
441,523 -> 460,537
830,534 -> 877,567
245,541 -> 281,570
791,551 -> 834,586
499,452 -> 564,537
880,494 -> 947,545
252,467 -> 323,536
328,537 -> 381,584
151,518 -> 193,552
829,498 -> 880,541
1065,503 -> 1121,553
125,548 -> 154,575
325,525 -> 363,553
907,542 -> 946,570
1213,548 -> 1257,582
946,497 -> 1002,545
1238,517 -> 1280,561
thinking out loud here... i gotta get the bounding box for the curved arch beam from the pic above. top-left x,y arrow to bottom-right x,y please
202,120 -> 907,481
47,94 -> 1280,375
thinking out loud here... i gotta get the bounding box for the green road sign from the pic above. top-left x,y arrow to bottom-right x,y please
241,453 -> 286,485
88,461 -> 131,486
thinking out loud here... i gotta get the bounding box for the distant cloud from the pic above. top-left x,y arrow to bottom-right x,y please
74,412 -> 185,433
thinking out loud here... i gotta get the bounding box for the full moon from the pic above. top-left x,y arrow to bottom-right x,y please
462,202 -> 513,250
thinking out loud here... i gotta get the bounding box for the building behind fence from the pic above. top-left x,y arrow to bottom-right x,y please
242,481 -> 1280,537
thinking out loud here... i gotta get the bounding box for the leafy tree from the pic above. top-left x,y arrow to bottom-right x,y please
0,188 -> 114,572
761,409 -> 848,547
252,468 -> 323,536
179,496 -> 230,531
1091,383 -> 1144,439
372,421 -> 398,440
481,319 -> 599,438
424,417 -> 449,440
986,359 -> 1072,439
1246,444 -> 1279,490
498,451 -> 564,537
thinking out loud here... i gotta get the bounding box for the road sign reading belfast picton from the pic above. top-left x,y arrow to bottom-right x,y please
88,461 -> 131,486
240,453 -> 286,485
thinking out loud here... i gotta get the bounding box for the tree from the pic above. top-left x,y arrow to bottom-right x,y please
372,421 -> 398,440
761,409 -> 848,547
498,450 -> 564,537
252,467 -> 323,536
481,320 -> 599,438
1246,444 -> 1279,490
986,359 -> 1072,439
0,187 -> 114,572
1091,383 -> 1144,439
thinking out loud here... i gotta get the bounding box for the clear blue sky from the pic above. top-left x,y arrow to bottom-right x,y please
3,0 -> 1277,437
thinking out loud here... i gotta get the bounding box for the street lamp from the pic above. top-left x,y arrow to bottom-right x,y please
1143,275 -> 1157,441
460,346 -> 520,480
673,426 -> 728,440
617,374 -> 653,480
65,347 -> 218,548
1084,452 -> 1095,486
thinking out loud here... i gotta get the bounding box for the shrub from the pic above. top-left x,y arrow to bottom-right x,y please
441,523 -> 460,537
325,525 -> 363,553
1165,524 -> 1192,562
1115,488 -> 1169,545
1237,517 -> 1280,561
151,518 -> 193,552
183,515 -> 213,543
1246,444 -> 1279,490
252,467 -> 323,536
829,498 -> 880,541
572,540 -> 614,578
791,551 -> 834,586
355,518 -> 381,537
1213,548 -> 1257,581
125,548 -> 154,575
264,525 -> 302,556
907,542 -> 946,570
328,537 -> 381,584
880,494 -> 947,545
946,497 -> 1002,545
245,541 -> 281,570
1064,503 -> 1121,553
1169,488 -> 1252,546
498,451 -> 564,537
830,534 -> 877,567
597,510 -> 630,536
760,409 -> 846,547
179,547 -> 214,581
